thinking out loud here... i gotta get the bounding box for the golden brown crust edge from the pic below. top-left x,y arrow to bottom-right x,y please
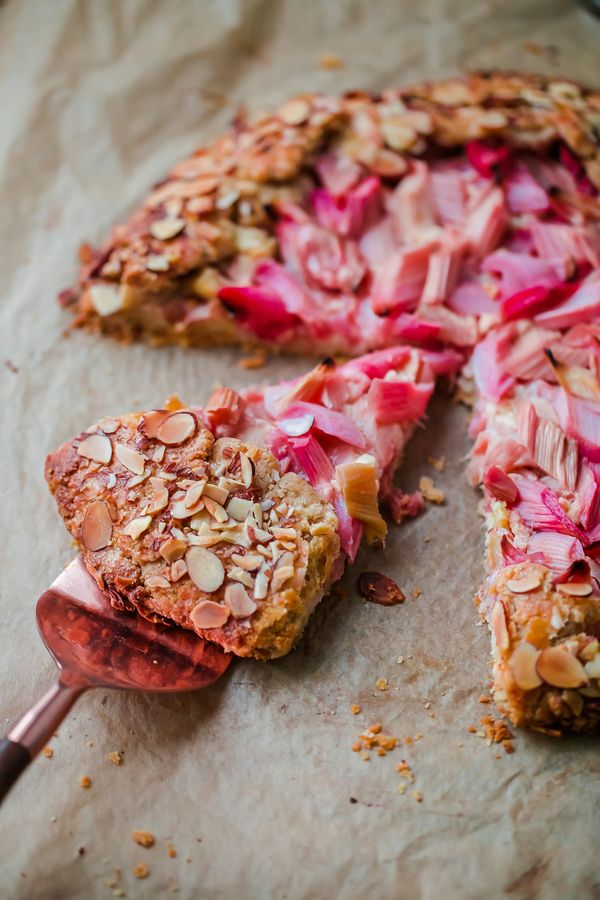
66,70 -> 600,346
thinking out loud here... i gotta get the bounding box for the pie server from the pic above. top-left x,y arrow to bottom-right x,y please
0,556 -> 231,802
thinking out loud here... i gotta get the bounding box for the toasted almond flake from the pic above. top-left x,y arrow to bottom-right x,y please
271,527 -> 297,541
186,546 -> 225,592
506,572 -> 542,594
115,443 -> 145,475
127,472 -> 150,488
81,500 -> 113,551
190,599 -> 230,629
149,218 -> 185,240
215,186 -> 240,210
170,559 -> 188,582
381,119 -> 417,151
184,480 -> 207,509
557,581 -> 593,597
146,254 -> 170,272
509,642 -> 543,690
171,496 -> 205,519
156,412 -> 197,446
537,646 -> 587,688
89,283 -> 124,317
239,453 -> 254,487
584,655 -> 600,679
204,497 -> 228,522
254,569 -> 269,600
106,473 -> 117,489
77,434 -> 113,465
140,409 -> 169,439
226,497 -> 253,521
153,445 -> 166,463
203,483 -> 229,505
279,97 -> 310,125
230,552 -> 262,571
98,417 -> 120,434
143,486 -> 169,516
160,538 -> 187,563
124,515 -> 152,540
490,601 -> 510,651
271,565 -> 295,593
224,582 -> 257,618
145,575 -> 170,589
227,567 -> 254,589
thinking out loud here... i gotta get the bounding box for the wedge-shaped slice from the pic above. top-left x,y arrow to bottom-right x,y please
63,72 -> 600,355
46,347 -> 452,658
469,320 -> 600,732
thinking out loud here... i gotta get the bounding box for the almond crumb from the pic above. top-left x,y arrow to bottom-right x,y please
134,863 -> 150,879
132,830 -> 155,848
419,476 -> 445,504
42,746 -> 53,758
350,704 -> 361,715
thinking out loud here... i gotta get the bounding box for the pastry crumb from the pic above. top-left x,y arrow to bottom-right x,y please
132,830 -> 155,848
107,751 -> 123,766
134,863 -> 150,879
42,746 -> 53,758
350,703 -> 361,715
412,790 -> 423,802
238,353 -> 267,370
80,775 -> 92,789
419,476 -> 445,504
411,588 -> 421,598
318,52 -> 344,69
375,677 -> 389,691
427,455 -> 446,472
167,841 -> 177,859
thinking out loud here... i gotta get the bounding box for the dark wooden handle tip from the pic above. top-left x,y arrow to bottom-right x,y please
0,738 -> 31,802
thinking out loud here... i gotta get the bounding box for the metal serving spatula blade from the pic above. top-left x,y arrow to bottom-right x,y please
0,556 -> 231,802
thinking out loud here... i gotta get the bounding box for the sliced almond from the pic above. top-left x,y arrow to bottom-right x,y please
77,434 -> 113,465
204,497 -> 228,523
271,565 -> 295,593
562,689 -> 584,717
146,254 -> 170,272
190,600 -> 230,630
170,559 -> 188,582
123,515 -> 152,540
89,283 -> 124,317
171,497 -> 204,519
230,552 -> 262,571
584,654 -> 600,679
149,218 -> 185,240
537,646 -> 588,688
253,568 -> 270,600
226,497 -> 253,521
224,583 -> 257,618
239,452 -> 254,488
156,412 -> 197,446
140,409 -> 169,439
557,582 -> 593,597
490,601 -> 510,651
279,98 -> 310,125
160,538 -> 187,563
145,575 -> 170,589
506,572 -> 543,594
143,486 -> 169,515
184,480 -> 207,509
81,500 -> 113,551
227,567 -> 254,589
186,547 -> 225,593
115,443 -> 145,475
381,119 -> 417,151
509,642 -> 542,690
203,483 -> 229,506
97,417 -> 120,435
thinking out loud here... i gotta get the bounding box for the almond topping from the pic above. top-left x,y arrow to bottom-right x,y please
149,218 -> 185,240
89,283 -> 123,317
224,582 -> 257,618
509,642 -> 543,691
506,572 -> 543,594
145,575 -> 170,589
115,443 -> 145,475
184,480 -> 207,509
230,552 -> 262,571
254,568 -> 270,600
160,538 -> 187,563
186,547 -> 225,593
143,486 -> 169,515
170,559 -> 188,581
279,97 -> 310,125
81,500 -> 113,551
226,497 -> 253,521
140,409 -> 169,439
123,515 -> 152,540
536,646 -> 587,688
557,582 -> 593,597
490,601 -> 510,651
203,483 -> 229,506
271,565 -> 295,593
190,600 -> 230,629
146,254 -> 170,272
156,411 -> 197,446
77,434 -> 113,465
239,452 -> 254,488
204,497 -> 228,523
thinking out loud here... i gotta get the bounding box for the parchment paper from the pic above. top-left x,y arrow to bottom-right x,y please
1,2 -> 600,898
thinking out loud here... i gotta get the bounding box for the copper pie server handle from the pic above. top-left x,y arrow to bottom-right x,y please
0,677 -> 86,802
